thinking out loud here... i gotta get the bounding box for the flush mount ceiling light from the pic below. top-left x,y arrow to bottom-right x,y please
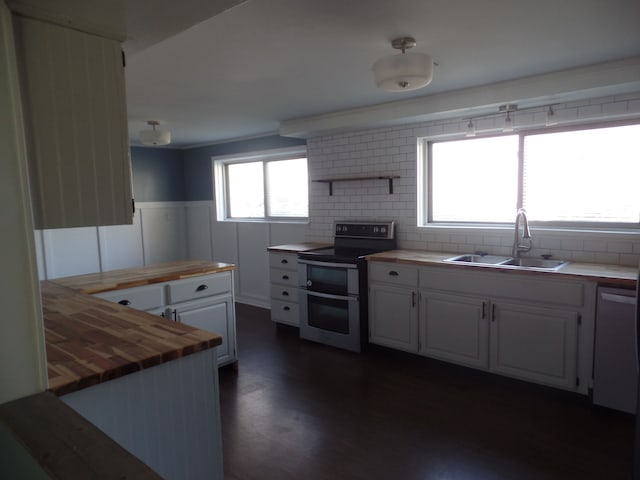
139,120 -> 171,146
372,37 -> 433,92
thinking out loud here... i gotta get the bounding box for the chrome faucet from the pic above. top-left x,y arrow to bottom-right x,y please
512,208 -> 532,258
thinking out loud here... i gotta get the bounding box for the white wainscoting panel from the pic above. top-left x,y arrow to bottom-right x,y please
269,222 -> 309,246
237,222 -> 270,307
98,211 -> 144,271
140,204 -> 187,265
61,348 -> 223,480
33,230 -> 46,280
186,202 -> 214,261
43,227 -> 101,278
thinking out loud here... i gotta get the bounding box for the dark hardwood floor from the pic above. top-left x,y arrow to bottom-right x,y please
219,304 -> 634,480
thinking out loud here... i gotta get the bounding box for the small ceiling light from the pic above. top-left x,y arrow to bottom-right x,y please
372,37 -> 433,92
139,120 -> 171,146
545,105 -> 558,126
466,119 -> 476,137
499,104 -> 517,132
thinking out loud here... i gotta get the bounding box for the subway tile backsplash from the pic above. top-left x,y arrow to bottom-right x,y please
306,92 -> 640,267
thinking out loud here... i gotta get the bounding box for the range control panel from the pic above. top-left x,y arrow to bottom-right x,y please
334,221 -> 395,239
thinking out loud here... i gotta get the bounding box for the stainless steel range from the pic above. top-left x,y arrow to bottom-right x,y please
297,221 -> 396,352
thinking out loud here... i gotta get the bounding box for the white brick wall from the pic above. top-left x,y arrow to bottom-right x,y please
304,92 -> 640,266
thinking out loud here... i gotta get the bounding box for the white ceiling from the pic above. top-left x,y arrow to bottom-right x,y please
123,0 -> 640,148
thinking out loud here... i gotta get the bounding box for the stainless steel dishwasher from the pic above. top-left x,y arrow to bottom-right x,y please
593,286 -> 637,414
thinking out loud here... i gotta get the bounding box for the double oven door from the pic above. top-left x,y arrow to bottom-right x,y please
298,259 -> 361,352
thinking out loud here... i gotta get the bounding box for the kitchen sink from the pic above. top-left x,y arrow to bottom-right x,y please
444,254 -> 569,271
499,258 -> 568,270
444,254 -> 513,265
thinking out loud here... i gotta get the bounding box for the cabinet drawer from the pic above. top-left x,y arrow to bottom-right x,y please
94,284 -> 164,311
270,284 -> 298,303
270,268 -> 298,287
369,262 -> 418,287
167,271 -> 232,304
269,253 -> 298,270
271,300 -> 299,326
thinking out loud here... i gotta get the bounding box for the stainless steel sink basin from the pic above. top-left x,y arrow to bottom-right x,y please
444,254 -> 569,271
499,258 -> 569,270
444,254 -> 513,265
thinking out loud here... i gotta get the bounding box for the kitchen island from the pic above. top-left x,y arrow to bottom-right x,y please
41,260 -> 236,480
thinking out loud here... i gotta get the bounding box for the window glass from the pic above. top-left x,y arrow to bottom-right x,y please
523,125 -> 640,223
266,158 -> 308,217
227,162 -> 264,218
431,136 -> 518,223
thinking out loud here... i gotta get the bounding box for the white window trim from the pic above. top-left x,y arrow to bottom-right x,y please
417,126 -> 640,237
212,146 -> 308,223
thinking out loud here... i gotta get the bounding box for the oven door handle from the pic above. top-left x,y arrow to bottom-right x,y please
300,289 -> 358,302
298,259 -> 358,269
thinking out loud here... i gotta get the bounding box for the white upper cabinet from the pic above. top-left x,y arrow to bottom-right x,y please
12,14 -> 132,229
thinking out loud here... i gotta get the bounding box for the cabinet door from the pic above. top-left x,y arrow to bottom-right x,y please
369,284 -> 418,352
176,296 -> 235,367
490,302 -> 578,390
420,291 -> 489,370
14,15 -> 132,229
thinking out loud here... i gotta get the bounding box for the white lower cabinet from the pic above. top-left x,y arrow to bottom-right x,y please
94,270 -> 237,367
419,291 -> 488,369
171,295 -> 235,366
268,252 -> 300,326
368,260 -> 595,394
490,301 -> 578,389
369,283 -> 418,352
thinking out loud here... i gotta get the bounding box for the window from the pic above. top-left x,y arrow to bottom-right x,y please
214,147 -> 308,221
423,122 -> 640,229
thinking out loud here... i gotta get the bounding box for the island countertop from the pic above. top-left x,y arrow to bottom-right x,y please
44,261 -> 234,396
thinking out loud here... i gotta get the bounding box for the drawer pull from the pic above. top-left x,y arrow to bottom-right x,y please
283,306 -> 290,311
118,299 -> 131,306
196,284 -> 209,292
281,259 -> 288,264
282,291 -> 289,296
282,275 -> 289,280
389,271 -> 399,277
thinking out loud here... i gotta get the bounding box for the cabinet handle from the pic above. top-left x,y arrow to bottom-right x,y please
281,259 -> 288,264
160,312 -> 165,318
389,271 -> 399,277
118,299 -> 131,306
283,306 -> 290,311
491,304 -> 496,322
196,284 -> 208,292
282,291 -> 289,296
282,275 -> 289,280
172,309 -> 177,321
481,301 -> 486,319
412,291 -> 416,307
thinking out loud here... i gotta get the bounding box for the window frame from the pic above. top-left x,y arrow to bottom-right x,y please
420,119 -> 640,231
213,146 -> 308,223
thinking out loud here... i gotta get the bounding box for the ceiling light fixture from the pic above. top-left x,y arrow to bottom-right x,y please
500,104 -> 517,132
139,120 -> 171,146
466,119 -> 476,137
545,105 -> 558,126
372,37 -> 433,92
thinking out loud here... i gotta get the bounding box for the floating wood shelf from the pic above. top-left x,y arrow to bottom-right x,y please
313,175 -> 400,195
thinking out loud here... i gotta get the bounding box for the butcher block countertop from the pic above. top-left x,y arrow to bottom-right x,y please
44,261 -> 234,396
267,242 -> 332,253
367,249 -> 637,288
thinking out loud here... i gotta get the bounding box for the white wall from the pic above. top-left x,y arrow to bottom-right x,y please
35,201 -> 308,308
0,0 -> 48,404
306,92 -> 640,266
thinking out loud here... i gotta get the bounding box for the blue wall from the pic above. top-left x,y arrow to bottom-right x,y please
130,135 -> 306,202
183,135 -> 306,201
130,146 -> 185,202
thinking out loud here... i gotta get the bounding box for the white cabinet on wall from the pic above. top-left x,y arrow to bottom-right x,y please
12,14 -> 132,229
